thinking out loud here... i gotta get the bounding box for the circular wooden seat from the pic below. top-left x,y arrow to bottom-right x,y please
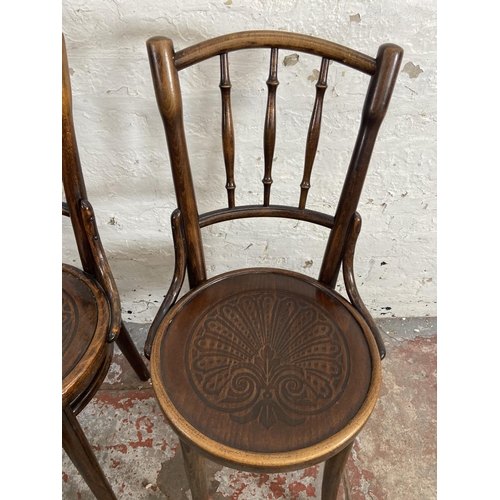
62,263 -> 112,408
151,268 -> 381,471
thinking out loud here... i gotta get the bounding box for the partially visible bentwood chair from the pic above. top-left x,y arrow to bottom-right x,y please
62,35 -> 150,500
145,31 -> 403,499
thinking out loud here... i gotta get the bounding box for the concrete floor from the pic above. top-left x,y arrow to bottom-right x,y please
62,317 -> 436,500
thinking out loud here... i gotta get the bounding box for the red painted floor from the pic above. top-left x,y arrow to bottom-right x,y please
62,318 -> 436,499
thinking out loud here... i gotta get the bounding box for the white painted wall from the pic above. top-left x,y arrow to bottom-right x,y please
62,0 -> 437,323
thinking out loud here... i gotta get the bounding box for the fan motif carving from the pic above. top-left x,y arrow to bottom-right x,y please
187,291 -> 349,429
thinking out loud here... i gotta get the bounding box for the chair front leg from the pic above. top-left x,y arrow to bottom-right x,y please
180,440 -> 209,500
321,442 -> 353,500
62,406 -> 117,500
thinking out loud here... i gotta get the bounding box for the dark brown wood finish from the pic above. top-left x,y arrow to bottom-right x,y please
198,204 -> 335,228
321,442 -> 354,500
343,213 -> 387,358
63,34 -> 93,276
146,31 -> 403,499
63,407 -> 117,500
180,441 -> 209,499
62,264 -> 111,404
62,34 -> 150,499
144,209 -> 187,358
147,37 -> 207,288
318,43 -> 403,288
263,47 -> 279,206
154,270 -> 372,454
299,57 -> 329,210
219,53 -> 236,208
173,31 -> 377,74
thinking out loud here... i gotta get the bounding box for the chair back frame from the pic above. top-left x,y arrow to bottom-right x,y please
62,34 -> 121,342
145,31 -> 403,358
63,35 -> 94,275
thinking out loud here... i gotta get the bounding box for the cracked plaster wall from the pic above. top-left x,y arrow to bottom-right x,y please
62,0 -> 437,323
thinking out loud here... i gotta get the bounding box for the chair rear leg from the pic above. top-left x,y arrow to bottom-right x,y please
321,442 -> 353,500
62,406 -> 117,500
115,323 -> 150,380
180,440 -> 209,500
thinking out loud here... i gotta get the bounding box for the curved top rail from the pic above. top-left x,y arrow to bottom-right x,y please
167,31 -> 377,75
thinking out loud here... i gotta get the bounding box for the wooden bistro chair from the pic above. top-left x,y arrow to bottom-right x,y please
62,35 -> 150,500
144,31 -> 403,499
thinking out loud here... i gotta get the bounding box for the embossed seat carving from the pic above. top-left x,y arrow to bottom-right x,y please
187,289 -> 349,430
62,34 -> 150,500
144,30 -> 403,499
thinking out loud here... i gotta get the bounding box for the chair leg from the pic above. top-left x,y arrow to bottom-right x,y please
321,442 -> 353,500
62,406 -> 117,500
180,440 -> 209,500
115,322 -> 150,381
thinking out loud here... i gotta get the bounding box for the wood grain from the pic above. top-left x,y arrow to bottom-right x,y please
146,31 -> 403,496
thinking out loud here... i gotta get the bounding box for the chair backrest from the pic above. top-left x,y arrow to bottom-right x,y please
62,34 -> 95,276
147,31 -> 403,290
63,34 -> 121,341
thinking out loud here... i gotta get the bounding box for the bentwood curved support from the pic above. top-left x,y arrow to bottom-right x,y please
343,213 -> 387,359
171,31 -> 378,74
62,33 -> 150,499
145,31 -> 403,499
144,209 -> 187,359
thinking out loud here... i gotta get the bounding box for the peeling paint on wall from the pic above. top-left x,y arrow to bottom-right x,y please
402,61 -> 424,79
307,69 -> 319,82
62,0 -> 437,322
283,53 -> 299,67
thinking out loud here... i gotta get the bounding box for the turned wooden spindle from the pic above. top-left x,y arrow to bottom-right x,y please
220,52 -> 236,208
299,57 -> 329,210
263,48 -> 279,206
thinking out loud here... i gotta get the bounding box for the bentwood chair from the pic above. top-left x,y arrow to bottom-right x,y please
144,31 -> 403,499
62,34 -> 150,500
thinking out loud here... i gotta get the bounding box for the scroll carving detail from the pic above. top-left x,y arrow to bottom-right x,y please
187,291 -> 349,428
